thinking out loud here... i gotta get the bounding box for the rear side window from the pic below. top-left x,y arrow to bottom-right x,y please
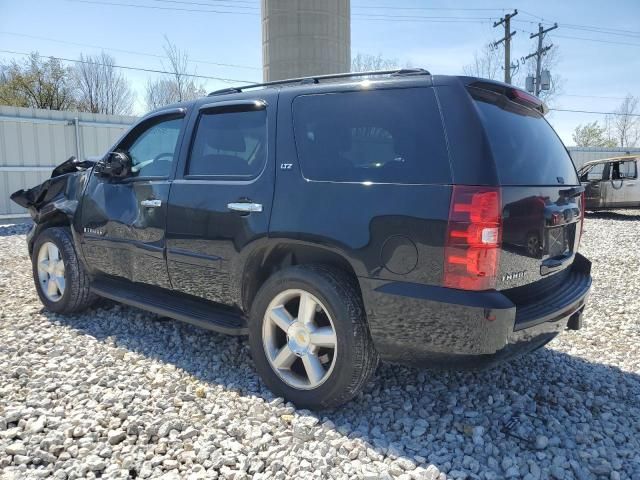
472,90 -> 578,186
292,88 -> 451,184
187,109 -> 267,177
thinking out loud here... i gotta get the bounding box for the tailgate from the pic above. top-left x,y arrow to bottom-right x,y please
498,186 -> 583,289
469,84 -> 583,290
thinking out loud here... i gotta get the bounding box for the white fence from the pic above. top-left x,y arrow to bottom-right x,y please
0,106 -> 137,219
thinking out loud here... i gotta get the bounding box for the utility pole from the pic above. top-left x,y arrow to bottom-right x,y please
493,9 -> 518,84
524,23 -> 558,95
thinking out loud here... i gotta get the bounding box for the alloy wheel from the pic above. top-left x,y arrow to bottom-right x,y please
262,289 -> 338,390
37,242 -> 66,302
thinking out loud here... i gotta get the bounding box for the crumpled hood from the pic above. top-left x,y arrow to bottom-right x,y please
10,156 -> 95,222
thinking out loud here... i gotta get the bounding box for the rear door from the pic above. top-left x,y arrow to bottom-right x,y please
611,159 -> 640,207
469,87 -> 583,289
79,109 -> 187,288
620,159 -> 640,205
165,96 -> 276,306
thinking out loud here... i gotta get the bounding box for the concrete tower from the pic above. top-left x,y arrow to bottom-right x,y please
262,0 -> 350,82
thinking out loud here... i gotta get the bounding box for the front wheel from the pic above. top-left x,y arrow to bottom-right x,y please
32,227 -> 96,314
249,265 -> 378,409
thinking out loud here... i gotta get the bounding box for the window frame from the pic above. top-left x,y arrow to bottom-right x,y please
584,163 -> 606,182
110,108 -> 187,183
619,159 -> 638,179
183,100 -> 269,181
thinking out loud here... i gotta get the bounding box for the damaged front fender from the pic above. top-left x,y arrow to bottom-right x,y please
10,156 -> 95,249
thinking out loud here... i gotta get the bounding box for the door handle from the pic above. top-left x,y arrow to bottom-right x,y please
227,202 -> 263,213
141,199 -> 162,208
626,182 -> 636,187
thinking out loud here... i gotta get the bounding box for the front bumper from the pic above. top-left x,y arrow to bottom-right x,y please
360,253 -> 592,369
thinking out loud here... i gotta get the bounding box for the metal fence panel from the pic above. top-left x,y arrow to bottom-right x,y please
0,106 -> 137,219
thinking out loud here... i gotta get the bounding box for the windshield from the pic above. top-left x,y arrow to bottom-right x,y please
473,90 -> 579,186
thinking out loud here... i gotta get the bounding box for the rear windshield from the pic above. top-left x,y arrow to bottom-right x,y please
292,87 -> 451,184
473,90 -> 578,186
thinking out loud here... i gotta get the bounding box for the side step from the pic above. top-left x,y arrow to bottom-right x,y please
91,277 -> 248,335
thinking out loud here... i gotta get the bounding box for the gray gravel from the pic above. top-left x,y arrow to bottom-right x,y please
1,212 -> 639,480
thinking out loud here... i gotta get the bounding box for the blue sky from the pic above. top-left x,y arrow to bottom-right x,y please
1,0 -> 639,145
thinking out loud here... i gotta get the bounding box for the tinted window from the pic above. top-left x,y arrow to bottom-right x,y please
126,117 -> 183,177
293,88 -> 450,184
473,93 -> 578,186
188,109 -> 267,177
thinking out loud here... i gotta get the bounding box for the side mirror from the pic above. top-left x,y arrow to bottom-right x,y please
95,151 -> 132,178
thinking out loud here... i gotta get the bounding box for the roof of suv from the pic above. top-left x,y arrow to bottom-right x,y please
207,68 -> 432,96
144,69 -> 541,118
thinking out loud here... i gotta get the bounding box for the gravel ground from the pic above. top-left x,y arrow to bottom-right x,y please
1,212 -> 639,480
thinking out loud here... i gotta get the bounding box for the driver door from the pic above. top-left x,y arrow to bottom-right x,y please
79,108 -> 188,288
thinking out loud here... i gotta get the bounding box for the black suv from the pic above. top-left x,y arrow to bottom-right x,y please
12,69 -> 592,409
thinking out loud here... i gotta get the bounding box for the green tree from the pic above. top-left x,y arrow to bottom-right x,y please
0,53 -> 76,110
572,121 -> 618,148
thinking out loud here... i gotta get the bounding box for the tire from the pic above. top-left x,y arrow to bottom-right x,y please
248,265 -> 379,409
32,227 -> 96,314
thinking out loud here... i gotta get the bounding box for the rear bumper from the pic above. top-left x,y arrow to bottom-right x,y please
360,253 -> 591,369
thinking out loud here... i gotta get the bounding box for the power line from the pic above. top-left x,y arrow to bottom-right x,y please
0,49 -> 257,83
551,22 -> 640,38
353,13 -> 495,21
518,9 -> 546,21
553,34 -> 640,47
66,0 -> 497,23
160,0 -> 258,3
515,19 -> 640,39
352,16 -> 494,24
66,0 -> 259,15
563,94 -> 630,100
63,0 -> 640,45
550,108 -> 640,117
144,0 -> 258,9
557,25 -> 640,39
0,31 -> 261,70
352,5 -> 509,12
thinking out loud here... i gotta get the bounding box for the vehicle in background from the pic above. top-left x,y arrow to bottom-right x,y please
579,156 -> 640,210
11,70 -> 592,409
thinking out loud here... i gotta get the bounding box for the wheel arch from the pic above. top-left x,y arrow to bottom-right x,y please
241,241 -> 363,314
28,210 -> 73,255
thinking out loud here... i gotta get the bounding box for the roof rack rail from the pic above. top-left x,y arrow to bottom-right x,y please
207,68 -> 431,96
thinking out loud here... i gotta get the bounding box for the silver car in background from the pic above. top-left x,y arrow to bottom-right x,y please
579,155 -> 640,210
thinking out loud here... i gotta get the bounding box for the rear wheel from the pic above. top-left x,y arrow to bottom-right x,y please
249,265 -> 378,409
32,227 -> 96,313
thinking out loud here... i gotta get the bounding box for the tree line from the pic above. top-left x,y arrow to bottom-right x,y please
571,96 -> 639,148
2,43 -> 637,148
0,37 -> 204,116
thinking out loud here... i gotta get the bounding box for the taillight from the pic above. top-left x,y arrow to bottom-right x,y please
507,88 -> 543,110
578,190 -> 585,248
444,186 -> 502,291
